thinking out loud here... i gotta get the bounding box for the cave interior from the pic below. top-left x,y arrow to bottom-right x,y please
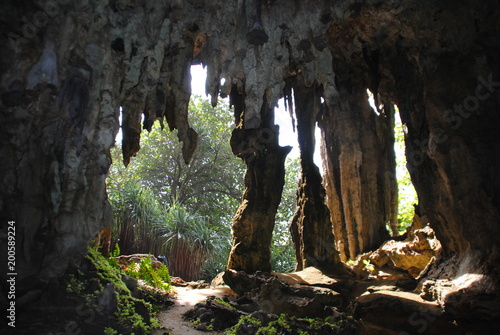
1,0 -> 500,334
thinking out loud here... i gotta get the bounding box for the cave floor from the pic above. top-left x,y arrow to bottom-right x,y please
154,286 -> 235,335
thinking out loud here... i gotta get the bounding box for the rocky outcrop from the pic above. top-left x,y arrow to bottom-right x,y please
381,226 -> 441,278
352,225 -> 442,280
417,251 -> 500,329
324,2 -> 500,324
348,290 -> 458,335
183,296 -> 244,332
223,268 -> 344,318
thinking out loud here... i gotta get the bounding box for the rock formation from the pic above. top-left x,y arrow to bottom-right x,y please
324,2 -> 500,325
352,225 -> 442,280
289,74 -> 343,272
319,83 -> 398,262
1,0 -> 500,332
228,90 -> 291,273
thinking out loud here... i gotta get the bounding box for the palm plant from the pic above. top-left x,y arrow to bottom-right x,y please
157,203 -> 214,281
109,180 -> 165,255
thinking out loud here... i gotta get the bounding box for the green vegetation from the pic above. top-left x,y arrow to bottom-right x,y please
108,180 -> 166,256
394,111 -> 418,234
61,246 -> 169,334
272,156 -> 301,273
87,246 -> 130,294
107,96 -> 300,279
103,327 -> 118,335
159,203 -> 215,281
226,315 -> 262,335
88,247 -> 157,334
362,259 -> 376,274
124,256 -> 171,291
107,243 -> 121,268
226,313 -> 357,335
214,297 -> 236,309
256,314 -> 292,334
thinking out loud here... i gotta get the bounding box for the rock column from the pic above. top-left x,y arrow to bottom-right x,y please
289,76 -> 343,272
319,82 -> 397,261
227,87 -> 291,273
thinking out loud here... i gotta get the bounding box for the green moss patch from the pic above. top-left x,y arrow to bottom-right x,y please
57,247 -> 172,334
226,313 -> 359,335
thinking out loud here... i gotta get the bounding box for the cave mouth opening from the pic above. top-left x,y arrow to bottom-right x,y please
104,65 -> 304,279
107,74 -> 427,280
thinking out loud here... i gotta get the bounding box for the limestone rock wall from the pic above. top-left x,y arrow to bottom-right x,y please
325,0 -> 500,319
0,0 -> 200,305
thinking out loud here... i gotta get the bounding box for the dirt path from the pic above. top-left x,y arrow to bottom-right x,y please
154,286 -> 234,335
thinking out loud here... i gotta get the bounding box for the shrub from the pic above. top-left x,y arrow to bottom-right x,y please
125,256 -> 171,292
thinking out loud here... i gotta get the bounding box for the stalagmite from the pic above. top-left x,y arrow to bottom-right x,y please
227,89 -> 291,272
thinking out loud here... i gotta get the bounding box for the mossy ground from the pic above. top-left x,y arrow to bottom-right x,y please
42,247 -> 172,335
217,313 -> 359,335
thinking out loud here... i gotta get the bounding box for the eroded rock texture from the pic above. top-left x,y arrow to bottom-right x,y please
1,0 -> 500,331
324,0 -> 500,326
289,75 -> 343,272
228,89 -> 291,273
319,81 -> 397,262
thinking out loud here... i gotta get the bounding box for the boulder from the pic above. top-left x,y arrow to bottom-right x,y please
184,296 -> 244,331
348,290 -> 458,334
96,283 -> 118,315
211,272 -> 226,287
381,226 -> 441,278
274,266 -> 339,286
223,269 -> 342,317
170,276 -> 188,287
352,226 -> 441,279
251,279 -> 342,317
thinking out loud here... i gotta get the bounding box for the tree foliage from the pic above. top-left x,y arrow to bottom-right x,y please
156,203 -> 214,281
107,179 -> 164,255
111,96 -> 244,221
272,156 -> 300,273
394,112 -> 418,234
107,96 -> 300,278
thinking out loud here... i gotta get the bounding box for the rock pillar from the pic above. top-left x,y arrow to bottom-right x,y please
289,76 -> 343,272
227,87 -> 291,273
319,82 -> 397,261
